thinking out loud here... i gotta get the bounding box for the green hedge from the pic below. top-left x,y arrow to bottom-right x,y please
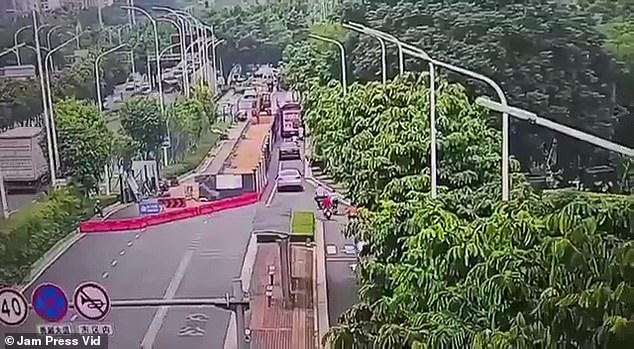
0,189 -> 113,286
291,211 -> 315,242
163,123 -> 229,179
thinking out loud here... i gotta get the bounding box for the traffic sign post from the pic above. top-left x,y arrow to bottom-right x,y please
32,283 -> 69,322
72,282 -> 111,321
139,201 -> 161,215
0,287 -> 29,327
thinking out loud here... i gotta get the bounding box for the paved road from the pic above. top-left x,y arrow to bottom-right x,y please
2,204 -> 257,349
260,121 -> 359,326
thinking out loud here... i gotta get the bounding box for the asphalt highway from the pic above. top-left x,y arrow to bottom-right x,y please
3,204 -> 257,349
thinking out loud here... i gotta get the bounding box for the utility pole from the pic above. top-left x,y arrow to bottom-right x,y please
98,0 -> 103,29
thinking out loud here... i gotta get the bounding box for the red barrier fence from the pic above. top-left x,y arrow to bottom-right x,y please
80,192 -> 258,233
158,197 -> 186,208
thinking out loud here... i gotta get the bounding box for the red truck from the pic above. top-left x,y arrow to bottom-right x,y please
279,102 -> 301,138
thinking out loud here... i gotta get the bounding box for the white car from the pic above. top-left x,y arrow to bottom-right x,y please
276,168 -> 303,191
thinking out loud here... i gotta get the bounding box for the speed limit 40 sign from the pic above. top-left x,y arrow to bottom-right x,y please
0,288 -> 29,326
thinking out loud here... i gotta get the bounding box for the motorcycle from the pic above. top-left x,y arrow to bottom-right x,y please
314,195 -> 326,210
324,207 -> 333,220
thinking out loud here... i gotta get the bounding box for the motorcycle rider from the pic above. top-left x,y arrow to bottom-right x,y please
314,184 -> 328,206
321,193 -> 333,214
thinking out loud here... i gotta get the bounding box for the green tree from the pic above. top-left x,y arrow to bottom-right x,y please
55,98 -> 113,192
119,97 -> 165,160
343,0 -> 624,181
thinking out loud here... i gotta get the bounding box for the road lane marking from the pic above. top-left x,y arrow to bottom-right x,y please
127,240 -> 133,247
265,183 -> 277,206
101,272 -> 109,279
110,260 -> 118,267
135,233 -> 141,239
140,250 -> 195,348
119,249 -> 125,256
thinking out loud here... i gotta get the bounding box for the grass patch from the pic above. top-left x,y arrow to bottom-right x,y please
291,210 -> 315,242
0,189 -> 114,286
163,122 -> 229,179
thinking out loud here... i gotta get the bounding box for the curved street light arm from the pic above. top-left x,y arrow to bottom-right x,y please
309,34 -> 347,95
122,5 -> 164,113
342,23 -> 387,84
95,43 -> 129,113
46,25 -> 63,50
358,25 -> 510,200
1,43 -> 25,58
348,22 -> 404,75
45,31 -> 86,171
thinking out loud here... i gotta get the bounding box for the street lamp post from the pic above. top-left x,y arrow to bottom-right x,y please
206,38 -> 224,92
45,33 -> 84,171
476,98 -> 634,157
14,25 -> 31,64
309,34 -> 347,95
31,9 -> 57,187
175,11 -> 209,86
343,23 -> 387,84
0,43 -> 27,218
122,5 -> 164,113
45,25 -> 62,54
351,23 -> 511,201
95,44 -> 128,113
153,7 -> 198,88
157,16 -> 190,96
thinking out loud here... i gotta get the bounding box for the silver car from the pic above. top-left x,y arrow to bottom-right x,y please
276,169 -> 303,191
279,140 -> 301,160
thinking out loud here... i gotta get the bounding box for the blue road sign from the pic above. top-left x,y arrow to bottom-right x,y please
32,283 -> 68,322
139,202 -> 161,215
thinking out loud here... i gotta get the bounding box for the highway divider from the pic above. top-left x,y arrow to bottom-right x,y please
79,193 -> 258,233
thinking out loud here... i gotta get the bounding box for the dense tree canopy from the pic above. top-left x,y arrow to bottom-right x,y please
280,8 -> 634,348
119,97 -> 165,160
343,0 -> 627,183
55,98 -> 113,192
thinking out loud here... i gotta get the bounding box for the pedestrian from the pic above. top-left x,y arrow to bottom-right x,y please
95,198 -> 104,218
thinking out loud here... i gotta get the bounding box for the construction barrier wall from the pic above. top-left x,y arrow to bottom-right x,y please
79,192 -> 258,233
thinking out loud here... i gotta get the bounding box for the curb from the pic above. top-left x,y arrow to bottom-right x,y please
18,203 -> 127,292
314,219 -> 330,348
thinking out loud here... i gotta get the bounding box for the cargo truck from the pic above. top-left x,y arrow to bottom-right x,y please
0,127 -> 49,192
279,102 -> 301,138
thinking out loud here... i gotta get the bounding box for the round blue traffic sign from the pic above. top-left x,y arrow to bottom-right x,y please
32,283 -> 68,322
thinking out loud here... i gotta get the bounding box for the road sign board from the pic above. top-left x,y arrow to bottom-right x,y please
72,282 -> 110,321
76,323 -> 114,336
36,323 -> 73,335
139,201 -> 161,215
162,137 -> 171,148
32,283 -> 68,322
0,287 -> 29,326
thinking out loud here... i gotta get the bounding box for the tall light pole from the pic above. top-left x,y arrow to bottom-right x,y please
45,33 -> 85,171
207,38 -> 225,90
351,24 -> 511,201
0,43 -> 27,218
476,98 -> 634,157
157,16 -> 190,96
14,23 -> 54,65
45,25 -> 62,54
14,25 -> 31,64
32,8 -> 56,187
153,7 -> 197,89
343,23 -> 386,84
175,10 -> 211,88
122,5 -> 164,113
95,44 -> 128,113
98,0 -> 104,28
309,34 -> 347,95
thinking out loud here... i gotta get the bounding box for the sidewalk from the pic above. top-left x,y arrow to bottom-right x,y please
248,244 -> 316,349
